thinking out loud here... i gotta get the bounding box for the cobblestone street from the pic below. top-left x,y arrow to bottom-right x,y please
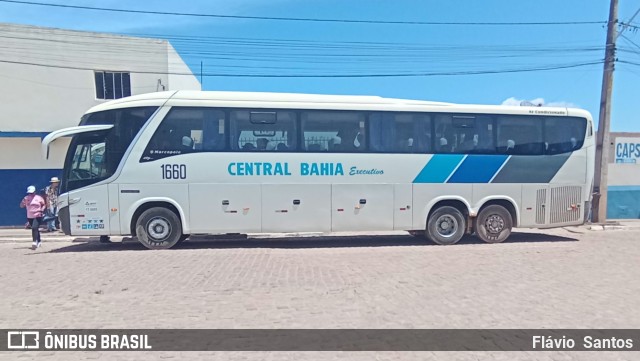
1,227 -> 639,360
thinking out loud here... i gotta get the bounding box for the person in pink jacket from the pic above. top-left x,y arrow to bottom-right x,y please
20,185 -> 46,250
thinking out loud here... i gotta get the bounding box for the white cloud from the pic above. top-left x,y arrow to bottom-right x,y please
546,101 -> 577,108
501,97 -> 576,108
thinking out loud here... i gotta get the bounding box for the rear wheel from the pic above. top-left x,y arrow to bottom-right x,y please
426,206 -> 466,245
135,207 -> 182,250
474,205 -> 513,243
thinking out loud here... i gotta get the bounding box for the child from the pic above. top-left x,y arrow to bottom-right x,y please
19,185 -> 46,250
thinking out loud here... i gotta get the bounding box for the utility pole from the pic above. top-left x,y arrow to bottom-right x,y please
592,0 -> 618,223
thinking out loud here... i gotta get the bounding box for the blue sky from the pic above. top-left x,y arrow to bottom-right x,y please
1,0 -> 639,131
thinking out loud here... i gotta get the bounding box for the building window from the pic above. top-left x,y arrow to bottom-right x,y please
95,71 -> 131,99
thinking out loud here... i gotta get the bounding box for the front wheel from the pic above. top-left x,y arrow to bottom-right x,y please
426,206 -> 466,245
135,207 -> 183,250
474,205 -> 513,243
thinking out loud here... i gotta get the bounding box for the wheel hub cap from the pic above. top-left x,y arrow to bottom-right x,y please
148,217 -> 171,241
485,215 -> 504,234
436,215 -> 458,238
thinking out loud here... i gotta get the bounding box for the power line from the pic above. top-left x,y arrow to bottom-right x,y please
0,58 -> 604,77
619,22 -> 640,31
0,24 -> 602,50
0,0 -> 607,26
0,27 -> 607,75
617,7 -> 640,39
0,32 -> 604,52
620,34 -> 640,52
619,60 -> 640,67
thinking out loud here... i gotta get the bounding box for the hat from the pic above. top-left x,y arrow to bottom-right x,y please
26,185 -> 36,194
50,177 -> 60,183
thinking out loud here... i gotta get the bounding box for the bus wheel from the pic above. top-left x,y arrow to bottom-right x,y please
426,206 -> 465,245
135,207 -> 182,250
474,205 -> 512,243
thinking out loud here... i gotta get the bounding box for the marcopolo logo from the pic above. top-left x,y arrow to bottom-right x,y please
7,331 -> 39,349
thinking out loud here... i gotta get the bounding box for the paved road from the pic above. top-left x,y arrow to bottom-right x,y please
1,227 -> 639,360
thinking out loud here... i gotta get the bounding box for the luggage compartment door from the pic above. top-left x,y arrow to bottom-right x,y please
331,184 -> 393,231
262,184 -> 331,233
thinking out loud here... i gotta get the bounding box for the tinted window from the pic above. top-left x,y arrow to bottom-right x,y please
434,114 -> 495,154
64,106 -> 158,193
370,112 -> 431,153
302,111 -> 366,152
142,107 -> 226,161
496,116 -> 544,155
231,110 -> 296,151
545,117 -> 587,155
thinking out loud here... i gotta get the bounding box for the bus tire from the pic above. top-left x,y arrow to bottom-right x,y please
135,207 -> 182,250
474,205 -> 512,243
426,206 -> 466,245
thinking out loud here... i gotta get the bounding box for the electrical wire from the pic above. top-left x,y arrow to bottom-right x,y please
0,58 -> 604,77
0,0 -> 607,26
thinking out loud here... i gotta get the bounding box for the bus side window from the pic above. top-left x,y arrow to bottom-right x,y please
302,111 -> 366,152
545,117 -> 587,155
142,107 -> 226,161
496,116 -> 543,156
230,110 -> 296,151
434,115 -> 465,153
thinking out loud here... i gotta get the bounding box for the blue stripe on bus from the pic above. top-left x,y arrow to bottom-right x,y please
413,154 -> 465,183
447,155 -> 509,183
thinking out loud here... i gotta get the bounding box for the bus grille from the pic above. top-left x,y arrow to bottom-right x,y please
536,189 -> 546,224
550,186 -> 582,224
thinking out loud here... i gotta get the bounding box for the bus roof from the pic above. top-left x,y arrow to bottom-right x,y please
86,90 -> 592,120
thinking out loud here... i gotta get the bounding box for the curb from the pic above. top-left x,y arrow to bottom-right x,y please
0,225 -> 638,243
584,224 -> 640,231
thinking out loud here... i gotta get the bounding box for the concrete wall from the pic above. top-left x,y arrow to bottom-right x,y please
168,43 -> 201,91
0,23 -> 200,226
607,132 -> 640,219
0,137 -> 69,226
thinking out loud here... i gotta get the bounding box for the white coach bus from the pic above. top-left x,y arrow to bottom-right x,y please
42,91 -> 595,249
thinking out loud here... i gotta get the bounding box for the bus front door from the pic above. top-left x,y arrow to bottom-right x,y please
65,184 -> 111,236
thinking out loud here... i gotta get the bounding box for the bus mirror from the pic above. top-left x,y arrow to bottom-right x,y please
41,124 -> 114,160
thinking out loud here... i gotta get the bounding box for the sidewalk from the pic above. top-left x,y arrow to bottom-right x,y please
582,219 -> 640,231
1,220 -> 639,243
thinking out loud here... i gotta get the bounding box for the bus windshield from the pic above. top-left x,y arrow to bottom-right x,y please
61,106 -> 158,193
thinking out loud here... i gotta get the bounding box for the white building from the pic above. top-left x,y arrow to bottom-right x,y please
0,23 -> 200,226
